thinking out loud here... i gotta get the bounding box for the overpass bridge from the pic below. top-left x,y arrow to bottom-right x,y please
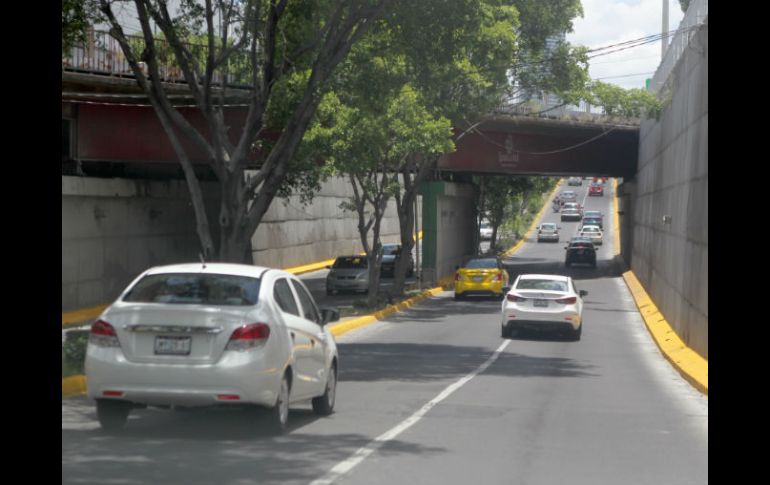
439,114 -> 639,178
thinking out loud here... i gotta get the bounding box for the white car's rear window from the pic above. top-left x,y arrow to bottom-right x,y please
516,279 -> 568,292
123,273 -> 261,306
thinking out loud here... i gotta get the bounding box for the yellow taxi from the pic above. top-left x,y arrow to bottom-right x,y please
454,257 -> 510,300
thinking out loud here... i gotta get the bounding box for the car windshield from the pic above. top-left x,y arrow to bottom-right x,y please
382,245 -> 400,255
570,243 -> 594,250
541,224 -> 556,230
464,258 -> 498,269
123,273 -> 261,306
516,279 -> 568,292
333,256 -> 368,269
585,212 -> 601,217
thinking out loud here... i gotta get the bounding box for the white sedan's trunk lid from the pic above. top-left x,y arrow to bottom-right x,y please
104,303 -> 261,364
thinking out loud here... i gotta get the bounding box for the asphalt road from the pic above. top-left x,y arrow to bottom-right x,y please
62,179 -> 708,485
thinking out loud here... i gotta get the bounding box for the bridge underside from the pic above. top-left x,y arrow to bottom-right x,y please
439,115 -> 639,178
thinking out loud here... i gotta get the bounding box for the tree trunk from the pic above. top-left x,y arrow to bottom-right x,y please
392,156 -> 435,297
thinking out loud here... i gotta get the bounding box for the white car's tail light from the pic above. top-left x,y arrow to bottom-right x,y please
555,296 -> 577,304
90,319 -> 121,348
226,323 -> 270,351
507,294 -> 527,302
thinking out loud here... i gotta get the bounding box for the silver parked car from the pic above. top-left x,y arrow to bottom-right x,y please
85,263 -> 340,434
381,244 -> 415,277
326,255 -> 370,295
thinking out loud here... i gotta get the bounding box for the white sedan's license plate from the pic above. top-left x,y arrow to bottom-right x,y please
155,336 -> 192,355
534,299 -> 549,307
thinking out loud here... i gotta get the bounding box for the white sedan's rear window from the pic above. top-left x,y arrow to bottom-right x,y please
516,279 -> 568,292
123,273 -> 261,306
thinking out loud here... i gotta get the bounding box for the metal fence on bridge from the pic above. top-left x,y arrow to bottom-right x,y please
649,0 -> 708,94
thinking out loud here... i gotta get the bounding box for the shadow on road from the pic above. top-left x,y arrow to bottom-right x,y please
62,403 -> 447,484
339,342 -> 597,383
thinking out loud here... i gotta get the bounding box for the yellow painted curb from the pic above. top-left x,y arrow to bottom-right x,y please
283,259 -> 337,276
503,178 -> 562,257
62,304 -> 108,327
329,287 -> 444,337
612,178 -> 621,256
622,271 -> 708,395
62,375 -> 87,398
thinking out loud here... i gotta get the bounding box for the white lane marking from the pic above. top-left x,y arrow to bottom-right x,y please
309,339 -> 512,485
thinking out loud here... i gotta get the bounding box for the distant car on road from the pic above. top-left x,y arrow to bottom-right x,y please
561,202 -> 582,221
454,257 -> 510,301
501,274 -> 588,340
85,263 -> 340,433
380,243 -> 415,277
559,191 -> 577,205
536,223 -> 560,242
577,225 -> 603,245
326,256 -> 369,295
582,211 -> 604,228
564,239 -> 597,268
580,217 -> 603,230
589,183 -> 604,196
567,177 -> 582,186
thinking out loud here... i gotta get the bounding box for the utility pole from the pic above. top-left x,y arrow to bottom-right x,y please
414,195 -> 421,291
662,0 -> 669,60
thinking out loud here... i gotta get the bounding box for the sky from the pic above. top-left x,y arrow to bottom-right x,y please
566,0 -> 686,89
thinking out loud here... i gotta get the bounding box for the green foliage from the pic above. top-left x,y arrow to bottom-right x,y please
62,330 -> 89,376
588,81 -> 663,119
62,0 -> 91,54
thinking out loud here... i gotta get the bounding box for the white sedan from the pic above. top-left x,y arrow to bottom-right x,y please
85,263 -> 340,433
577,224 -> 603,245
500,274 -> 588,340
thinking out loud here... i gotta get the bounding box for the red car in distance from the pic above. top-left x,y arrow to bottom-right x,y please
588,183 -> 604,196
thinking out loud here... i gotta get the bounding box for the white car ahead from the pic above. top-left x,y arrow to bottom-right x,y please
577,224 -> 603,245
500,274 -> 588,340
85,263 -> 340,433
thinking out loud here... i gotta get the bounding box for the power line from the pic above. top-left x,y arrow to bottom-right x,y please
594,72 -> 655,80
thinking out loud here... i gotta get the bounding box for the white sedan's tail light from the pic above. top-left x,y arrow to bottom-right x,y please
226,323 -> 270,351
555,296 -> 577,304
507,294 -> 527,302
89,319 -> 121,348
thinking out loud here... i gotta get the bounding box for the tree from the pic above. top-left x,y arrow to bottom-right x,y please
63,0 -> 91,54
475,175 -> 555,252
96,0 -> 391,262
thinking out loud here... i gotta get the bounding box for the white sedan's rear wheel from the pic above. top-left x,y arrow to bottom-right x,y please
267,374 -> 290,434
312,364 -> 337,416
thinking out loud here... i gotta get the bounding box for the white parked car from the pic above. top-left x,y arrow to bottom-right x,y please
500,274 -> 588,340
85,263 -> 340,433
577,224 -> 603,245
479,220 -> 494,240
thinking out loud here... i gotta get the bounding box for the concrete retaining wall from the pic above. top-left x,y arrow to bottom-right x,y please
250,176 -> 408,268
62,176 -> 220,311
629,18 -> 708,358
62,175 -> 409,312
